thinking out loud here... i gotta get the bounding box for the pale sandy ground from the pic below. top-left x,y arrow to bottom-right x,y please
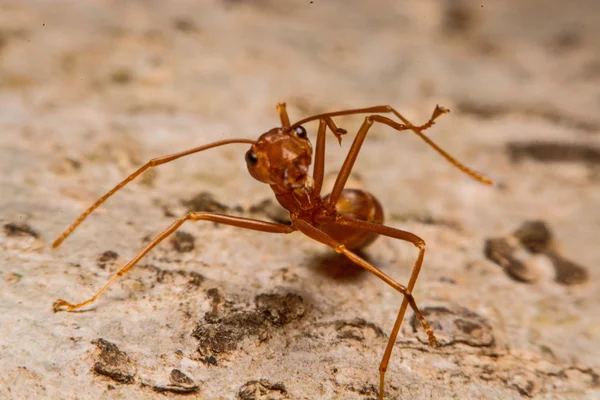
1,1 -> 599,399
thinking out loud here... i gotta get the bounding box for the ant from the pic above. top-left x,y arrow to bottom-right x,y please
52,102 -> 492,399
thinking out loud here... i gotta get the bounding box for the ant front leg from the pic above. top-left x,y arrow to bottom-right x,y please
53,213 -> 295,312
324,105 -> 491,210
311,118 -> 347,197
52,139 -> 255,248
291,217 -> 437,400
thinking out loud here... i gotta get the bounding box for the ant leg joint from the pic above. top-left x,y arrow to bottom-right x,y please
335,244 -> 346,254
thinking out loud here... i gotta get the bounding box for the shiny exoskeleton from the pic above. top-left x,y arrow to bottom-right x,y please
52,102 -> 492,399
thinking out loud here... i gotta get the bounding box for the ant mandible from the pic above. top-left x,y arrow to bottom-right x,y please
52,102 -> 492,399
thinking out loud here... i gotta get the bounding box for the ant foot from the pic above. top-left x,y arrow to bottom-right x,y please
428,332 -> 440,348
333,128 -> 347,145
53,299 -> 75,312
431,105 -> 450,121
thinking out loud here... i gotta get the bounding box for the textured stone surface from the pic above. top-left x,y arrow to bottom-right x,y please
1,1 -> 599,399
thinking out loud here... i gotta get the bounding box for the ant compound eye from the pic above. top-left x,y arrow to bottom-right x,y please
245,149 -> 258,166
294,126 -> 307,139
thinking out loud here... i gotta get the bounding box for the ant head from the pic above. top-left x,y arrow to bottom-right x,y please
245,126 -> 312,191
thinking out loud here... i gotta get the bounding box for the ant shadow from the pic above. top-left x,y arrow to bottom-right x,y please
307,250 -> 374,283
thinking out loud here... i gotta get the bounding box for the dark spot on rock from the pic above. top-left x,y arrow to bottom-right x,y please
410,307 -> 494,347
336,329 -> 363,341
193,293 -> 304,362
507,142 -> 600,165
486,221 -> 589,286
248,199 -> 291,225
0,28 -> 29,53
414,214 -> 463,230
442,1 -> 475,36
513,220 -> 552,253
138,264 -> 204,287
255,293 -> 305,326
187,271 -> 205,287
96,250 -> 119,269
182,192 -> 229,213
206,288 -> 225,321
548,253 -> 589,285
161,204 -> 175,217
238,379 -> 288,400
92,338 -> 136,384
51,157 -> 82,175
170,230 -> 195,253
391,212 -> 462,231
193,310 -> 267,359
508,371 -> 538,397
170,369 -> 195,386
173,17 -> 197,33
206,287 -> 221,301
65,157 -> 82,170
454,318 -> 483,335
4,223 -> 39,239
456,101 -> 499,119
149,369 -> 200,394
457,102 -> 600,133
223,0 -> 270,7
346,382 -> 378,396
308,318 -> 384,346
110,68 -> 133,85
334,318 -> 384,341
484,237 -> 534,283
440,276 -> 457,284
560,367 -> 600,387
549,30 -> 581,53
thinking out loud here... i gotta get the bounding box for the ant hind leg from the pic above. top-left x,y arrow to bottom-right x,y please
309,214 -> 440,400
291,217 -> 437,400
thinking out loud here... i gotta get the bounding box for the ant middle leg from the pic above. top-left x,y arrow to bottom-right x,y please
53,213 -> 295,312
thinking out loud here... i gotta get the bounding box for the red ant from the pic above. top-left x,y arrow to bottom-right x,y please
52,103 -> 492,399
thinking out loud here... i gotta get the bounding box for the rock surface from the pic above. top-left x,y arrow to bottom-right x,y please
1,1 -> 599,399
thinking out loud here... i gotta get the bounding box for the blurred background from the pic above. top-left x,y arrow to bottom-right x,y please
1,1 -> 599,399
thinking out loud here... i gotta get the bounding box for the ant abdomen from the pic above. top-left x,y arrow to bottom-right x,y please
321,189 -> 384,250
